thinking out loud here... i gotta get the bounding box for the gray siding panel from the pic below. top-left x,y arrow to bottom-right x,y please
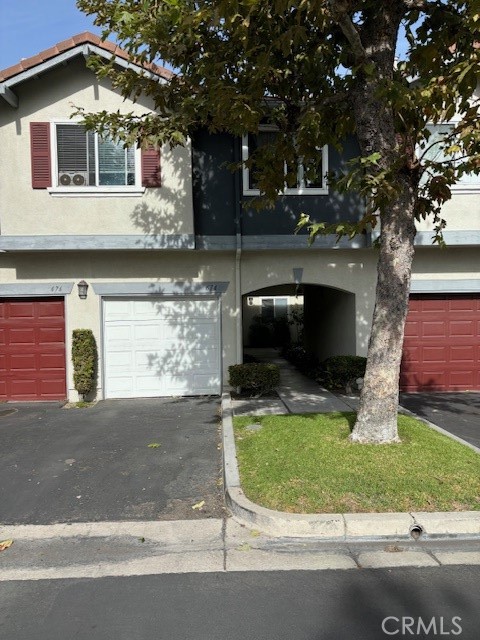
192,130 -> 366,237
192,130 -> 238,236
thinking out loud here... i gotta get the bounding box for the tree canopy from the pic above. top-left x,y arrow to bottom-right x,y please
77,0 -> 480,442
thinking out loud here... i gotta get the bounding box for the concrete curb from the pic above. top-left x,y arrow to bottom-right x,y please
222,393 -> 480,541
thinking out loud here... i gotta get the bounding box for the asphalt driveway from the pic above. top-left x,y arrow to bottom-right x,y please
0,397 -> 225,525
400,392 -> 480,449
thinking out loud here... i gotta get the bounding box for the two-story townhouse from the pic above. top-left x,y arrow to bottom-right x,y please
0,33 -> 479,402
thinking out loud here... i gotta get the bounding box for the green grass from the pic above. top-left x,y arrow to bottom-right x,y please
233,413 -> 480,513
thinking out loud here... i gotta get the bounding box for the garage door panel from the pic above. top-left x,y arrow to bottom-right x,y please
421,346 -> 447,363
136,374 -> 168,393
104,297 -> 221,399
8,328 -> 36,345
133,323 -> 161,341
10,353 -> 37,370
10,379 -> 38,398
108,351 -> 133,370
448,298 -> 476,311
134,350 -> 161,371
421,321 -> 446,338
401,294 -> 479,391
107,324 -> 133,342
449,345 -> 475,363
37,300 -> 64,316
419,371 -> 446,390
38,327 -> 65,344
449,320 -> 475,337
39,353 -> 66,370
420,299 -> 447,312
8,302 -> 36,319
404,321 -> 421,337
449,370 -> 477,388
109,376 -> 135,394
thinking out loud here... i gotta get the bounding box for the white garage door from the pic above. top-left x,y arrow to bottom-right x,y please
104,298 -> 221,398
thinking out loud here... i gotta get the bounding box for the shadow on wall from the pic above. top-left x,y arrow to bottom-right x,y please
130,144 -> 193,245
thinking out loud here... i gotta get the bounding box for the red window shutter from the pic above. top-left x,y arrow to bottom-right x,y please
141,147 -> 161,187
30,122 -> 52,188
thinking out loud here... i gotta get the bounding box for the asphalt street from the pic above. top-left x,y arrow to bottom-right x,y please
1,566 -> 479,640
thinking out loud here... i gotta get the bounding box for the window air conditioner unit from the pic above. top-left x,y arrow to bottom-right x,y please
58,172 -> 88,186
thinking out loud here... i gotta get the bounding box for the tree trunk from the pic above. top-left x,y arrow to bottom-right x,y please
350,181 -> 417,443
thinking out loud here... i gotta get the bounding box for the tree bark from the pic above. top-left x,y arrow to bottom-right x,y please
350,183 -> 417,443
345,1 -> 418,443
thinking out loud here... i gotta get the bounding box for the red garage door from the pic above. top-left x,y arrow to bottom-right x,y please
0,298 -> 66,401
401,294 -> 480,392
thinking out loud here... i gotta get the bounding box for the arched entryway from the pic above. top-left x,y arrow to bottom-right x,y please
242,283 -> 356,363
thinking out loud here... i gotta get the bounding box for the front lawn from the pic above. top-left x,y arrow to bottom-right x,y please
233,413 -> 480,513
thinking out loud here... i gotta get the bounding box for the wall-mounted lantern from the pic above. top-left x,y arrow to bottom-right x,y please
77,280 -> 89,300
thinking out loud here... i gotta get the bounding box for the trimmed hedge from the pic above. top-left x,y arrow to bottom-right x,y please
72,329 -> 98,397
229,363 -> 280,395
320,355 -> 367,389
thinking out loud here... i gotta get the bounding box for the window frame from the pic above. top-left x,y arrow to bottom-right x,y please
242,128 -> 329,196
421,120 -> 480,195
260,297 -> 289,321
47,120 -> 144,197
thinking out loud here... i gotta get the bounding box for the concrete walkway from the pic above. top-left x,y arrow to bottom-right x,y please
232,348 -> 355,416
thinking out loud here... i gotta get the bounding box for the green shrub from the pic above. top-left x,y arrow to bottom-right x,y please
320,355 -> 367,389
72,329 -> 98,397
229,363 -> 280,395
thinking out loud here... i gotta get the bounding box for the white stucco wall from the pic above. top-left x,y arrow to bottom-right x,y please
0,58 -> 194,237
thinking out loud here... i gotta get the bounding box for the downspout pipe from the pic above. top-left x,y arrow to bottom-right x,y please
233,137 -> 243,364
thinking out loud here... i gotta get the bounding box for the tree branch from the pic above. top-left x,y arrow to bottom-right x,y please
402,0 -> 431,9
328,0 -> 367,61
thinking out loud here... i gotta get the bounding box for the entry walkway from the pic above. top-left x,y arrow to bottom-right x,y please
231,348 -> 356,416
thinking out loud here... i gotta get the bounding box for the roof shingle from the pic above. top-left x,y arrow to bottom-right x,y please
0,31 -> 173,83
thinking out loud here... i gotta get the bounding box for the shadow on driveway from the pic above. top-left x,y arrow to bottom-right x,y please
0,397 -> 225,525
400,392 -> 480,449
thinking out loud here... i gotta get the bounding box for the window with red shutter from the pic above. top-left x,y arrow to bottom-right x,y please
30,122 -> 52,188
30,121 -> 156,193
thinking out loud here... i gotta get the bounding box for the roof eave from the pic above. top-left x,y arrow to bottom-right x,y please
0,43 -> 167,109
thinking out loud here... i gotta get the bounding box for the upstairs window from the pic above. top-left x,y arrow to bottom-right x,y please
29,121 -> 161,194
55,123 -> 136,188
421,123 -> 480,192
242,129 -> 328,196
